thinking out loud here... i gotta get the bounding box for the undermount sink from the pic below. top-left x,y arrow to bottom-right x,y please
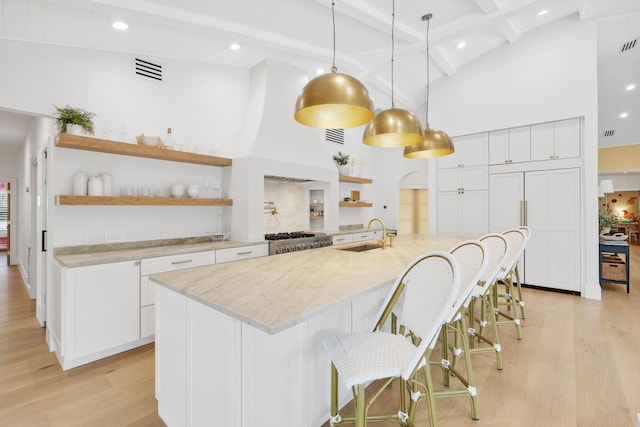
339,243 -> 382,252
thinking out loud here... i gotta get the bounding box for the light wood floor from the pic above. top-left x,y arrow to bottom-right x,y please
1,248 -> 639,427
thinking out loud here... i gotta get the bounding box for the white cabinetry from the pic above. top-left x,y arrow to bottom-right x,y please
216,244 -> 268,264
438,133 -> 488,170
489,168 -> 581,292
332,234 -> 353,246
530,118 -> 580,161
437,190 -> 489,236
489,126 -> 531,165
52,259 -> 143,370
140,250 -> 215,339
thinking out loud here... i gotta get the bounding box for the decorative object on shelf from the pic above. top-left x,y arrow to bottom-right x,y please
599,207 -> 617,233
294,0 -> 374,129
333,151 -> 351,176
72,172 -> 88,196
87,175 -> 104,196
187,184 -> 200,198
170,184 -> 185,198
136,134 -> 165,148
54,104 -> 96,135
100,173 -> 112,196
362,0 -> 423,148
404,13 -> 455,159
164,128 -> 175,149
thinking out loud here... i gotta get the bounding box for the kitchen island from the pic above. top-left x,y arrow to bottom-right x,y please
150,234 -> 462,427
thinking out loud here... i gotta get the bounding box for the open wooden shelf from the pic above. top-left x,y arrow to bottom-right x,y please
310,216 -> 325,219
55,133 -> 232,166
339,202 -> 373,208
55,195 -> 233,206
339,175 -> 372,184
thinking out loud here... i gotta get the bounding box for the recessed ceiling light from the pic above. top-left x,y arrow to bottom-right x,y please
112,21 -> 128,31
620,112 -> 629,118
626,83 -> 636,91
229,43 -> 241,51
537,9 -> 549,16
316,68 -> 324,75
456,41 -> 466,49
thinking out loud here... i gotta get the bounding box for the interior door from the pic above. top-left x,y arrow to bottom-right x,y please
5,182 -> 10,265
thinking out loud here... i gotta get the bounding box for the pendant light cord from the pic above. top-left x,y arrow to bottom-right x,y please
331,1 -> 337,73
390,0 -> 396,108
424,14 -> 432,126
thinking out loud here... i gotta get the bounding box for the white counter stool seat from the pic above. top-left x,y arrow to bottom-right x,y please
433,240 -> 488,421
322,251 -> 460,427
467,234 -> 511,370
493,228 -> 528,340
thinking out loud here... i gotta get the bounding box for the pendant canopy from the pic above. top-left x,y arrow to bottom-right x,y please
363,108 -> 424,147
294,71 -> 375,129
404,124 -> 455,158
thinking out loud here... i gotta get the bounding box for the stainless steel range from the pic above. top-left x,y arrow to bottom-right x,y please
264,231 -> 333,255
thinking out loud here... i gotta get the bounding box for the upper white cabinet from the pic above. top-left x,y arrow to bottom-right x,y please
438,133 -> 488,169
489,126 -> 531,165
530,118 -> 580,161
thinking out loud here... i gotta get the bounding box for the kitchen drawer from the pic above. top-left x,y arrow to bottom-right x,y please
141,305 -> 155,338
141,250 -> 215,275
140,275 -> 155,307
332,234 -> 353,246
216,244 -> 268,264
352,231 -> 375,242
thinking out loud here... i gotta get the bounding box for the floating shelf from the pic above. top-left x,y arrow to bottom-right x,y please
55,195 -> 233,206
339,202 -> 373,208
55,133 -> 232,166
310,203 -> 324,207
339,175 -> 372,184
310,216 -> 325,219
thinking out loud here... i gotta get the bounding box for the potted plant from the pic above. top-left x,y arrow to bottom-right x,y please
599,208 -> 617,234
54,104 -> 96,136
333,151 -> 351,176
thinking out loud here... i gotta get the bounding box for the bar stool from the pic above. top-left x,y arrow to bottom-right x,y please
322,251 -> 460,427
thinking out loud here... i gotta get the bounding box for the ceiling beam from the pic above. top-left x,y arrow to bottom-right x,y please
473,0 -> 501,14
430,46 -> 457,77
497,20 -> 521,44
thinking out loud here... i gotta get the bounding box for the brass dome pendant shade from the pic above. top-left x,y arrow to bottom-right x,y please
363,108 -> 424,147
294,1 -> 374,129
363,0 -> 423,147
404,13 -> 455,159
294,69 -> 375,128
404,124 -> 455,158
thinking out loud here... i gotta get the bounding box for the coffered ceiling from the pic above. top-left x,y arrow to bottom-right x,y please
0,0 -> 638,150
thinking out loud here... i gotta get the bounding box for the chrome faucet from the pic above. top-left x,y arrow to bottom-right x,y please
367,217 -> 387,249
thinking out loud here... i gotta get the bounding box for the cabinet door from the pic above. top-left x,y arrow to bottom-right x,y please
460,190 -> 489,236
352,231 -> 375,242
530,122 -> 554,161
332,234 -> 353,245
140,250 -> 215,275
459,133 -> 489,167
437,192 -> 461,235
489,129 -> 509,165
508,126 -> 531,163
437,168 -> 461,192
489,172 -> 524,233
460,166 -> 488,191
216,244 -> 269,264
65,260 -> 140,359
554,118 -> 580,159
524,168 -> 580,292
437,137 -> 462,169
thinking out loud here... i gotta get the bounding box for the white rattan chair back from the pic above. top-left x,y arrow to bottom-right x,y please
477,234 -> 511,293
498,229 -> 527,280
447,240 -> 489,315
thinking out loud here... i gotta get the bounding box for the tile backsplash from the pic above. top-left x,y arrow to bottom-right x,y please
264,180 -> 305,233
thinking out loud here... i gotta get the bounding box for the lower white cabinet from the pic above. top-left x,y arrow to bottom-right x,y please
52,259 -> 144,370
332,234 -> 353,245
437,190 -> 489,236
216,244 -> 268,264
489,168 -> 581,292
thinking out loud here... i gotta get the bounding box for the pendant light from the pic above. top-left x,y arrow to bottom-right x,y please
294,1 -> 375,129
363,0 -> 424,148
404,13 -> 455,158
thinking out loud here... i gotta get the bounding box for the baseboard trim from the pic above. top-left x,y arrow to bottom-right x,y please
521,283 -> 581,296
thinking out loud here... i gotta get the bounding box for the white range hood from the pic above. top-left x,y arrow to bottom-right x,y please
229,60 -> 340,242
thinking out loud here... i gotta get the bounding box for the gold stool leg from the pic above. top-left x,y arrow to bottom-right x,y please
330,363 -> 340,424
355,384 -> 365,427
514,264 -> 526,319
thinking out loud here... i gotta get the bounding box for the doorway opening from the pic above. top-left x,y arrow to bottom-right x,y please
398,172 -> 429,235
0,181 -> 10,264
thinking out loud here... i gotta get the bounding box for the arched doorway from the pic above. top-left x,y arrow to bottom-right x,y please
398,172 -> 428,234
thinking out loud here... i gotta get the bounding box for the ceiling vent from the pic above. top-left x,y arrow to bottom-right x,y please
603,129 -> 615,137
621,38 -> 637,53
134,57 -> 163,82
325,128 -> 344,144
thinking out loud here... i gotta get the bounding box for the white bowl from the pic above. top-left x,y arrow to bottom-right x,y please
170,184 -> 184,198
187,187 -> 200,198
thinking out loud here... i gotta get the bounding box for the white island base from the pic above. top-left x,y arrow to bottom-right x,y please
155,283 -> 387,427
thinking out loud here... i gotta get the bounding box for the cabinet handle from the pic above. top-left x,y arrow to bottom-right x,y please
171,259 -> 193,265
336,238 -> 346,242
236,251 -> 252,255
524,200 -> 529,226
360,235 -> 368,238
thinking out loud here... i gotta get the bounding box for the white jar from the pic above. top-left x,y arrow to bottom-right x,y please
101,173 -> 112,196
187,184 -> 200,198
170,184 -> 184,198
72,172 -> 88,196
88,175 -> 104,196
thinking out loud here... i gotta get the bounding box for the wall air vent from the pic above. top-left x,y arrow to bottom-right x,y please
325,128 -> 344,144
603,129 -> 615,137
134,57 -> 163,82
375,107 -> 384,115
621,38 -> 637,53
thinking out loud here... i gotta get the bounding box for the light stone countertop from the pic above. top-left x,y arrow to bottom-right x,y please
150,234 -> 464,335
54,239 -> 267,268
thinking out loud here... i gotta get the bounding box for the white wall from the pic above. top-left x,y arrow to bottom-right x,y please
599,173 -> 640,191
426,15 -> 600,298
